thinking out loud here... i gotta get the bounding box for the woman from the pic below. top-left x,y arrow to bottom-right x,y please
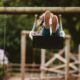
29,10 -> 65,40
37,10 -> 61,37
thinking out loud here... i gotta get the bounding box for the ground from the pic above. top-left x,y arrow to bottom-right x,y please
8,76 -> 77,80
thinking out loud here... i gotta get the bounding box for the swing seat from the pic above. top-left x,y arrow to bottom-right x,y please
32,36 -> 64,49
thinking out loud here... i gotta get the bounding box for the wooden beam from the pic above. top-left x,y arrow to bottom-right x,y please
21,32 -> 27,80
49,62 -> 77,71
0,7 -> 80,14
40,49 -> 46,79
65,36 -> 70,80
41,67 -> 65,74
44,49 -> 65,67
42,67 -> 76,74
21,30 -> 71,39
44,55 -> 57,67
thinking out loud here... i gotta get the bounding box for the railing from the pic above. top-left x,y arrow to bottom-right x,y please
7,63 -> 40,75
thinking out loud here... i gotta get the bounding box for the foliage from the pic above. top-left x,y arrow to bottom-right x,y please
0,65 -> 7,80
0,14 -> 34,63
0,0 -> 80,63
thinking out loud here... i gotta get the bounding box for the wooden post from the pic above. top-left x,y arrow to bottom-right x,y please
21,31 -> 27,80
78,44 -> 80,80
0,7 -> 80,14
40,49 -> 46,79
65,35 -> 71,80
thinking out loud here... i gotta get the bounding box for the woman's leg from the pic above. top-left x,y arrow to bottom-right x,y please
44,10 -> 50,29
40,10 -> 51,36
52,15 -> 58,33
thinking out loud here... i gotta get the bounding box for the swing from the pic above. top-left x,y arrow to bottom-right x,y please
30,14 -> 65,49
33,36 -> 64,49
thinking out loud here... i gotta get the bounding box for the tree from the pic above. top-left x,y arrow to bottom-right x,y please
0,0 -> 80,63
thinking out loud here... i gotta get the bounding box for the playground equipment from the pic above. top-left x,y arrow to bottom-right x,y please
0,7 -> 80,14
20,14 -> 80,80
21,31 -> 71,80
21,30 -> 80,80
33,36 -> 64,49
32,14 -> 65,49
0,7 -> 80,80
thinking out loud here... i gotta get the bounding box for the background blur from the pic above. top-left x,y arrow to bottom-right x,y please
0,0 -> 80,64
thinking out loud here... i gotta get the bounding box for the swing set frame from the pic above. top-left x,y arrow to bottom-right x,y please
21,30 -> 71,80
0,7 -> 80,80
